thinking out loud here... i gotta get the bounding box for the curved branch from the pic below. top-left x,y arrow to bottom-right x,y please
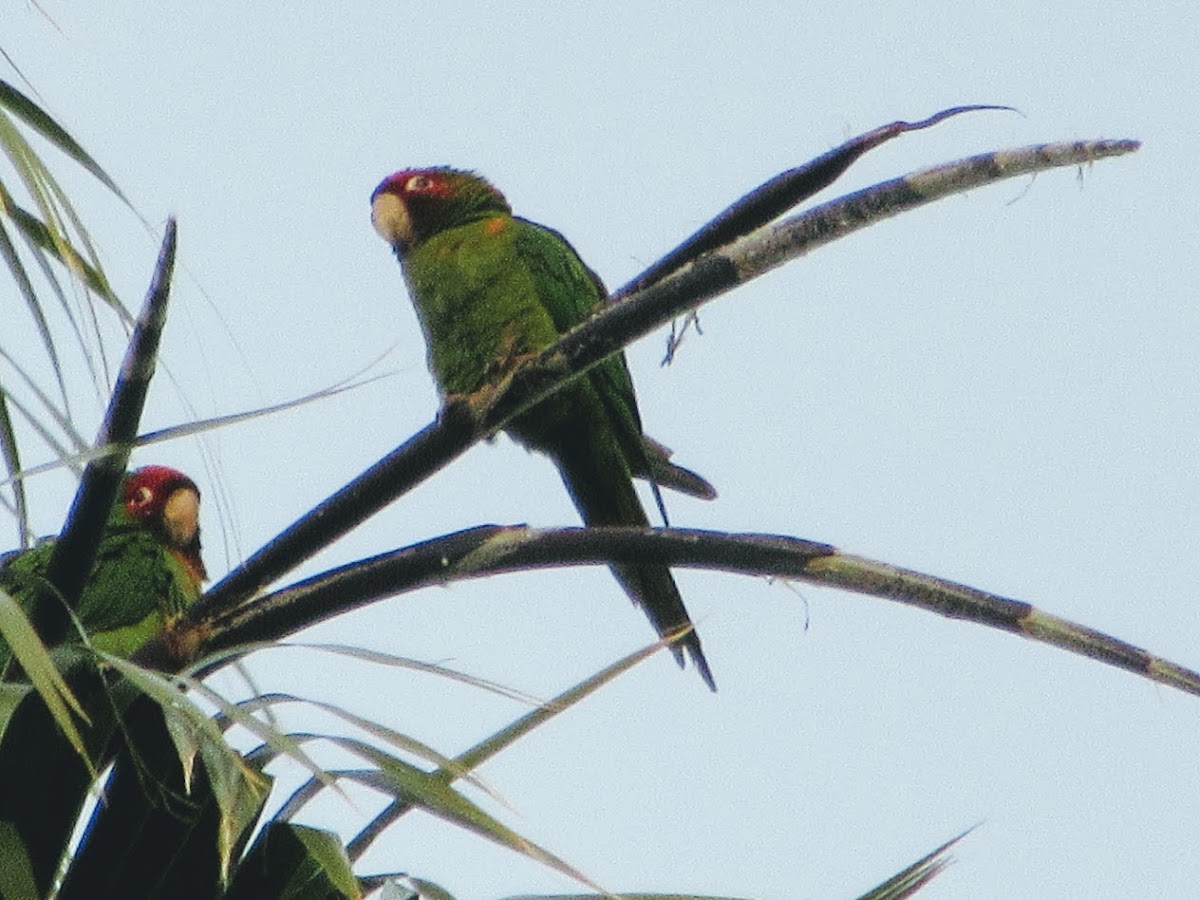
192,526 -> 829,661
191,524 -> 1200,701
725,140 -> 1139,281
612,104 -> 1014,299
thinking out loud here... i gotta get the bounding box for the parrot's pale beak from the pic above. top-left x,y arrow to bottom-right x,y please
161,487 -> 201,550
371,192 -> 414,250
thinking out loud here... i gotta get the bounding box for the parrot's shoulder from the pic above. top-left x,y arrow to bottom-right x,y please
512,218 -> 605,284
78,522 -> 177,619
510,221 -> 648,468
90,517 -> 160,568
508,217 -> 607,331
0,538 -> 56,584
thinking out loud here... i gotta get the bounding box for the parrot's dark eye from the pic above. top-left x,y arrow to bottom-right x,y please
404,174 -> 433,194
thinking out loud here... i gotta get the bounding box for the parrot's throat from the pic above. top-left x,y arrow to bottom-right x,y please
171,543 -> 207,591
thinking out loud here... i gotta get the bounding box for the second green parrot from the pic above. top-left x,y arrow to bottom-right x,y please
371,167 -> 716,689
0,465 -> 207,673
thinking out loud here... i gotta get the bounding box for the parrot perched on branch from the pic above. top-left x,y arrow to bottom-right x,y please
0,465 -> 207,671
371,167 -> 717,689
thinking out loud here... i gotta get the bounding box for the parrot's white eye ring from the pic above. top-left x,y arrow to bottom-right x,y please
132,486 -> 154,508
404,174 -> 432,193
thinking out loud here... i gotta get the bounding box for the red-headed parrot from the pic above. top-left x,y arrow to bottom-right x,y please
371,167 -> 717,689
0,465 -> 206,670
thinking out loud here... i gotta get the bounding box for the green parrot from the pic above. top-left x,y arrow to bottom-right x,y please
371,167 -> 717,689
0,465 -> 207,672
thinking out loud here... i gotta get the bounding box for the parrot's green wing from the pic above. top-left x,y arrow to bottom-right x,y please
507,218 -> 715,686
0,502 -> 199,670
512,219 -> 652,480
512,219 -> 716,506
73,507 -> 196,656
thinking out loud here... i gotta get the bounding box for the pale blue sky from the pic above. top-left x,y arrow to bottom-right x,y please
5,3 -> 1199,897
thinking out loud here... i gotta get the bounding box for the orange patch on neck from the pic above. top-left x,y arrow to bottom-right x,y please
483,216 -> 508,235
171,547 -> 208,592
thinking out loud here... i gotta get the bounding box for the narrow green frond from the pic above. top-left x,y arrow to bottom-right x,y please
290,642 -> 546,706
0,391 -> 28,545
5,185 -> 115,397
0,109 -> 117,313
226,822 -> 361,900
230,693 -> 499,802
0,379 -> 83,475
0,367 -> 390,490
857,827 -> 975,900
452,636 -> 664,774
168,671 -> 344,802
349,739 -> 608,895
0,81 -> 134,477
6,198 -> 114,297
0,79 -> 128,204
0,344 -> 90,451
279,824 -> 363,898
99,657 -> 272,882
0,48 -> 42,97
0,589 -> 91,760
0,211 -> 69,410
347,638 -> 666,863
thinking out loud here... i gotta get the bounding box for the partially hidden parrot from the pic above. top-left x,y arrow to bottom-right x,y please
0,465 -> 207,672
371,167 -> 717,690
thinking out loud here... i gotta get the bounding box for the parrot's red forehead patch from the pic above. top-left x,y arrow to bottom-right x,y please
123,466 -> 199,515
372,169 -> 454,202
371,167 -> 506,207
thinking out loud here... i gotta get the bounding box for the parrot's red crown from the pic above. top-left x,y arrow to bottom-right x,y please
371,167 -> 506,206
372,170 -> 449,203
123,466 -> 199,520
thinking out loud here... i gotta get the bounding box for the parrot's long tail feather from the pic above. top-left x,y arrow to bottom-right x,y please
643,436 -> 717,501
609,565 -> 716,691
553,430 -> 716,691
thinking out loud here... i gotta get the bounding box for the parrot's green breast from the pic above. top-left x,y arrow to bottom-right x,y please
401,212 -> 647,461
403,215 -> 564,398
